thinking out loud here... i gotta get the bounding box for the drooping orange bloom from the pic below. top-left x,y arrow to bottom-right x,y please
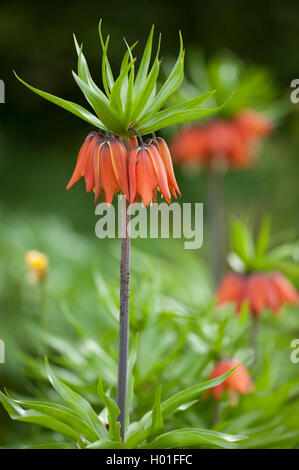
129,136 -> 138,149
217,271 -> 299,316
148,137 -> 181,198
128,143 -> 173,206
206,359 -> 255,401
67,132 -> 129,204
170,109 -> 272,169
235,109 -> 273,143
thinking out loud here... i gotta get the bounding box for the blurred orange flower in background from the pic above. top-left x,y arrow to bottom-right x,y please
217,271 -> 299,316
170,109 -> 272,169
206,359 -> 255,402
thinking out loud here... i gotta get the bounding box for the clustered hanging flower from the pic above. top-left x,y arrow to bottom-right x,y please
16,23 -> 221,210
67,131 -> 180,207
206,359 -> 255,402
67,132 -> 130,204
170,109 -> 272,168
217,271 -> 299,316
128,135 -> 181,206
25,250 -> 49,282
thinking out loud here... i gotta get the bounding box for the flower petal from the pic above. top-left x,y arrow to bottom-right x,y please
136,148 -> 157,206
155,137 -> 181,197
146,144 -> 171,203
66,132 -> 96,190
108,139 -> 130,201
100,142 -> 118,204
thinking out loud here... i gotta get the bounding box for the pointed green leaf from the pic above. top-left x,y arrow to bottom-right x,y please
72,72 -> 121,131
97,377 -> 121,442
125,368 -> 237,448
230,217 -> 255,263
14,399 -> 99,442
134,25 -> 154,97
0,392 -> 82,442
145,32 -> 184,116
110,58 -> 136,121
46,360 -> 107,439
27,443 -> 77,449
150,386 -> 163,436
14,72 -> 105,129
139,103 -> 223,134
87,439 -> 123,449
256,216 -> 271,258
98,20 -> 114,93
132,34 -> 161,120
141,428 -> 245,449
139,90 -> 216,126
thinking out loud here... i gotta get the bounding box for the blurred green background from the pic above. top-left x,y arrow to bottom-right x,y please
0,0 -> 299,449
0,0 -> 299,232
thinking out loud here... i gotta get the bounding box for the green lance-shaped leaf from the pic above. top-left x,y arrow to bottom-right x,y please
138,90 -> 216,127
150,385 -> 163,436
27,443 -> 77,449
45,359 -> 107,439
109,57 -> 136,120
72,71 -> 121,131
230,217 -> 255,264
97,376 -> 121,443
73,35 -> 97,91
256,216 -> 271,259
139,103 -> 224,135
141,31 -> 185,120
120,41 -> 138,110
131,34 -> 161,121
125,367 -> 237,448
141,428 -> 245,449
98,20 -> 115,94
133,25 -> 154,97
0,391 -> 82,443
87,439 -> 124,449
126,333 -> 139,428
101,35 -> 112,98
12,399 -> 99,442
74,36 -> 113,115
124,64 -> 135,123
14,72 -> 105,130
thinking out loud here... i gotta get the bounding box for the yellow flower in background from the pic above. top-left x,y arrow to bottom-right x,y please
25,250 -> 49,282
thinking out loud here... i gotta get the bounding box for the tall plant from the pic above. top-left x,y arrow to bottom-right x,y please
15,22 -> 222,441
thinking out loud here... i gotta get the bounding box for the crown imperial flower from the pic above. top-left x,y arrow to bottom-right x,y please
171,110 -> 272,169
217,271 -> 299,316
150,137 -> 181,198
206,359 -> 255,401
66,132 -> 130,204
128,141 -> 172,206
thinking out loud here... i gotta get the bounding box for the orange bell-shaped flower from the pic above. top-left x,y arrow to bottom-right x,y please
150,137 -> 181,198
128,143 -> 172,206
206,359 -> 255,401
217,271 -> 299,316
67,132 -> 129,204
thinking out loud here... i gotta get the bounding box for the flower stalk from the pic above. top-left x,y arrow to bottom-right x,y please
117,138 -> 131,441
16,23 -> 224,442
206,166 -> 226,284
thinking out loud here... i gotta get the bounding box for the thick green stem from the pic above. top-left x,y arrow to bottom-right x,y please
206,168 -> 226,285
250,314 -> 259,366
116,140 -> 131,442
